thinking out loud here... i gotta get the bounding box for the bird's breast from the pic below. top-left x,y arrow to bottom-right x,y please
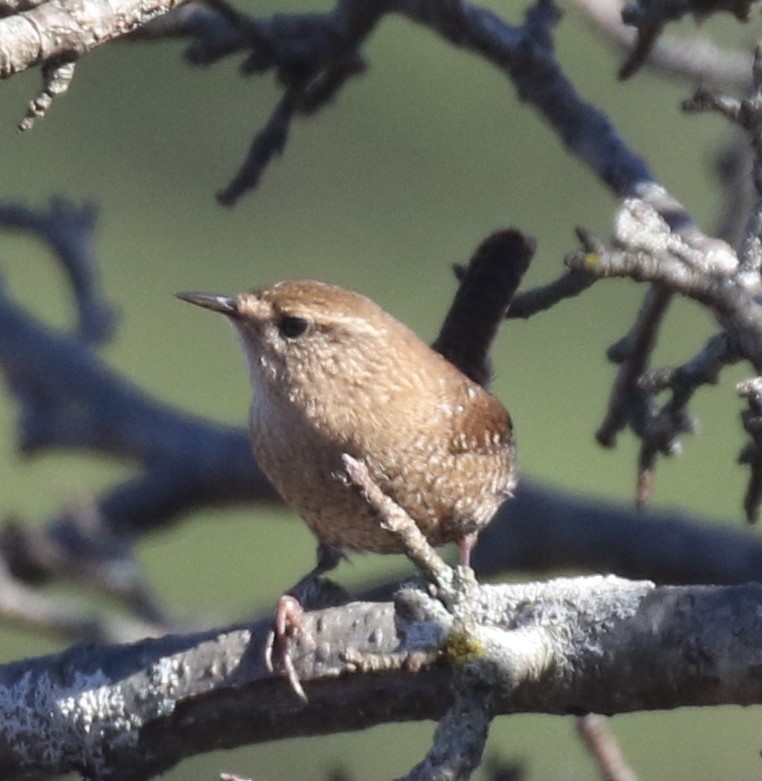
248,381 -> 514,553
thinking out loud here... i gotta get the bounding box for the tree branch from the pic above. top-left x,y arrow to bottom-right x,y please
571,0 -> 753,88
0,0 -> 187,74
3,576 -> 762,779
618,0 -> 758,79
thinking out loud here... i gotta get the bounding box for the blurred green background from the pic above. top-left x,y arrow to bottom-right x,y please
2,2 -> 761,779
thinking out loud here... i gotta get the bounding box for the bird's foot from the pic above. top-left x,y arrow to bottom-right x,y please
264,564 -> 349,702
265,593 -> 312,702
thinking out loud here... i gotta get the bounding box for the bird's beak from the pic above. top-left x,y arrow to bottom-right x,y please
176,291 -> 239,316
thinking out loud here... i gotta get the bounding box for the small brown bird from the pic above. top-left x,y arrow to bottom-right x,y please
178,280 -> 516,565
178,279 -> 517,697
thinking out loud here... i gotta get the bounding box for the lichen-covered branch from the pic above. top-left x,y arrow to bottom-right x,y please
0,0 -> 187,77
2,576 -> 762,779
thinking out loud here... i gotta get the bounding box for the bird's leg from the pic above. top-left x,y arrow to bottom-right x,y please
458,532 -> 477,569
265,543 -> 345,701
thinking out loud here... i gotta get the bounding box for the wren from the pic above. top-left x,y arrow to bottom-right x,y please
178,280 -> 516,567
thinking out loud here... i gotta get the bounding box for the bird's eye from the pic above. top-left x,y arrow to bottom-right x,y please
277,314 -> 310,339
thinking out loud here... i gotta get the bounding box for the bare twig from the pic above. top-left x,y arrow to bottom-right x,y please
634,332 -> 741,505
563,195 -> 760,508
577,715 -> 639,781
216,83 -> 299,206
684,46 -> 762,278
1,0 -> 700,212
342,454 -> 451,587
714,137 -> 756,248
737,377 -> 762,521
571,0 -> 753,88
0,199 -> 116,342
0,554 -> 162,643
596,285 -> 672,450
507,229 -> 600,318
619,0 -> 759,79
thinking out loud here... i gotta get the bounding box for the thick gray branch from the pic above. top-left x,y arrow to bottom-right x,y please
2,576 -> 762,779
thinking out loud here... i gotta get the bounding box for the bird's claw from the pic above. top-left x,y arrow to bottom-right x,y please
265,593 -> 311,702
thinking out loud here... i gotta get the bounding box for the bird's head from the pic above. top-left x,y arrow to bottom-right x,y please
177,280 -> 413,394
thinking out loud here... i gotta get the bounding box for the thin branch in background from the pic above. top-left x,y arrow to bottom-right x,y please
506,268 -> 595,318
684,45 -> 762,278
565,215 -> 762,507
184,0 -> 381,202
571,0 -> 753,89
0,0 -> 722,224
563,244 -> 695,508
216,86 -> 300,206
558,164 -> 762,510
737,377 -> 762,521
679,44 -> 762,520
297,55 -> 367,114
0,198 -> 116,342
0,551 -> 162,643
635,332 -> 741,505
506,228 -> 605,320
714,136 -> 756,248
507,228 -> 601,319
618,0 -> 758,79
577,715 -> 640,781
1,496 -> 171,626
130,0 -> 697,213
596,285 -> 672,450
